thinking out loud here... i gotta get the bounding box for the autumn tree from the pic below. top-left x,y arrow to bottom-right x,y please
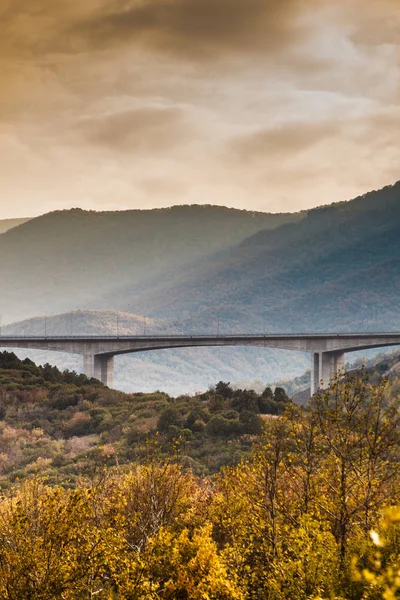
0,479 -> 112,599
310,372 -> 400,565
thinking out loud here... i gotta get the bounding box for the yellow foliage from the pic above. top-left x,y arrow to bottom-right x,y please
114,525 -> 243,599
352,508 -> 400,600
0,479 -> 113,599
0,372 -> 399,600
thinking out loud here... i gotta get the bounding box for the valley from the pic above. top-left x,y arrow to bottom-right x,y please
1,182 -> 399,394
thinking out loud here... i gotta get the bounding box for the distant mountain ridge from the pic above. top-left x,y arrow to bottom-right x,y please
115,182 -> 400,333
0,217 -> 30,235
0,205 -> 300,323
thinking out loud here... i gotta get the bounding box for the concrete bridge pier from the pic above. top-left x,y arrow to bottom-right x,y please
311,352 -> 320,396
311,351 -> 345,396
83,354 -> 115,387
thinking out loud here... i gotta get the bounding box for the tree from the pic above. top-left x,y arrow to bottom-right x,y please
310,372 -> 400,565
140,525 -> 243,599
206,414 -> 240,437
215,381 -> 234,399
231,389 -> 259,413
273,387 -> 290,404
0,479 -> 111,599
212,420 -> 339,600
239,410 -> 264,435
262,386 -> 274,399
352,507 -> 400,600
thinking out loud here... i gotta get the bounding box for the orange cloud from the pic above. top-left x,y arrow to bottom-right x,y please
0,0 -> 398,219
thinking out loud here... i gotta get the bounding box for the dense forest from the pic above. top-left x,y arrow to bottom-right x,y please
0,352 -> 399,598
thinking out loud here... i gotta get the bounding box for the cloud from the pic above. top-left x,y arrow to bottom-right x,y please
76,106 -> 191,153
0,0 -> 314,65
138,176 -> 189,197
0,0 -> 399,220
229,120 -> 340,162
74,0 -> 311,61
0,1 -> 100,57
221,103 -> 400,212
343,0 -> 400,47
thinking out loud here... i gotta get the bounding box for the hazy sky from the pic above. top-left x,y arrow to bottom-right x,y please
0,0 -> 399,219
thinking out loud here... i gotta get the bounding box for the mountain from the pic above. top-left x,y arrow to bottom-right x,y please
0,205 -> 300,323
115,182 -> 400,333
0,218 -> 30,235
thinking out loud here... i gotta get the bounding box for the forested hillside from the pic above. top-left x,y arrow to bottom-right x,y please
0,205 -> 298,322
2,182 -> 399,393
0,351 -> 399,599
121,181 -> 400,332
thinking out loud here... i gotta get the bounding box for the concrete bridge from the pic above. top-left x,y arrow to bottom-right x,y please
1,333 -> 400,395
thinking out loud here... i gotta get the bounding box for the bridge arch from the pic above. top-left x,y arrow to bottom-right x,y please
1,333 -> 400,394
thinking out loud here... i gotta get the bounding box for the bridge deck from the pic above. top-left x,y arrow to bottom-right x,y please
1,332 -> 399,340
1,333 -> 399,393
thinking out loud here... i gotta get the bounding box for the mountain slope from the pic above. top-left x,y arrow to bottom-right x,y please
115,182 -> 400,332
0,206 -> 300,322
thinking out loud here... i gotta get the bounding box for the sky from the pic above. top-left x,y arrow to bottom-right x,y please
0,0 -> 399,219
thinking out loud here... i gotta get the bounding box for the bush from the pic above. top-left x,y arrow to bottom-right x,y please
206,415 -> 240,438
157,408 -> 183,433
239,410 -> 264,435
215,381 -> 234,398
230,389 -> 259,413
